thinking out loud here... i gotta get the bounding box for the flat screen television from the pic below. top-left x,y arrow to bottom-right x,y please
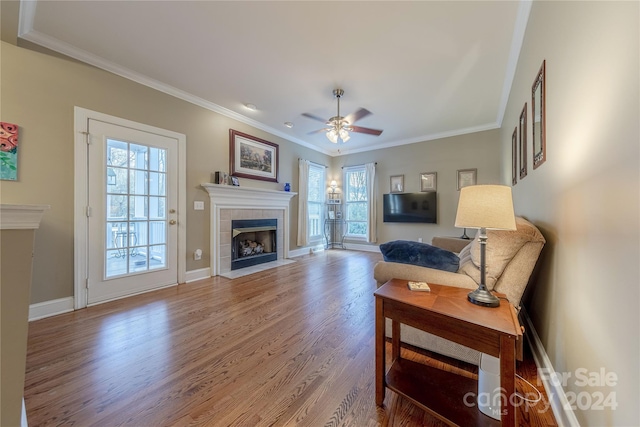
383,192 -> 437,223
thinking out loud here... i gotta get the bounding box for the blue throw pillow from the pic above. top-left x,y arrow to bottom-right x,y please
379,240 -> 460,272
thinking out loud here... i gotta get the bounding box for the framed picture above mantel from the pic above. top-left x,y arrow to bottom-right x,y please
229,129 -> 279,182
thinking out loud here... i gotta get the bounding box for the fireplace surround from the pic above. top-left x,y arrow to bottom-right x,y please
201,183 -> 296,276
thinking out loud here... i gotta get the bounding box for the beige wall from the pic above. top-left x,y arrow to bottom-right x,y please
500,2 -> 639,425
0,40 -> 329,303
332,129 -> 501,245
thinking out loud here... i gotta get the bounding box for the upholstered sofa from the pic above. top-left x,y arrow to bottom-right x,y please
373,216 -> 545,365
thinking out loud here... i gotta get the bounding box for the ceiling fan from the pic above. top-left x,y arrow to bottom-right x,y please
302,89 -> 383,143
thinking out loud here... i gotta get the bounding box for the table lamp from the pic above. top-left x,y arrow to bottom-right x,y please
454,185 -> 516,307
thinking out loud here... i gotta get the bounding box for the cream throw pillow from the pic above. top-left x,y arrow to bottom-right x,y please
458,217 -> 545,289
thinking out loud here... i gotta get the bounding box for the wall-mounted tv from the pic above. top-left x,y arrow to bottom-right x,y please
383,192 -> 437,224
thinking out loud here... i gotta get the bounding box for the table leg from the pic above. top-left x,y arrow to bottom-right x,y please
391,319 -> 400,362
375,297 -> 385,406
500,335 -> 516,427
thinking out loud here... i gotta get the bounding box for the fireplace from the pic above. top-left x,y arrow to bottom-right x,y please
201,183 -> 296,276
231,218 -> 277,270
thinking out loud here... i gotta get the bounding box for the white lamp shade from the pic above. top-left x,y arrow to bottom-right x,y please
455,185 -> 517,230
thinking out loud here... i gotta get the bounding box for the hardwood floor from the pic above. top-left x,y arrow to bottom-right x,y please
24,250 -> 557,426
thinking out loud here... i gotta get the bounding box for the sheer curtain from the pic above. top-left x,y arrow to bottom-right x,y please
365,162 -> 377,243
296,159 -> 310,247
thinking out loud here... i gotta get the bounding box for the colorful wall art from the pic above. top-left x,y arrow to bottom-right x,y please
0,122 -> 19,180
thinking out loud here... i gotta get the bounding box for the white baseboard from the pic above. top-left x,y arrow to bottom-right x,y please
343,242 -> 380,253
520,307 -> 579,427
289,247 -> 312,258
29,297 -> 74,321
185,267 -> 211,283
289,244 -> 325,258
22,398 -> 28,427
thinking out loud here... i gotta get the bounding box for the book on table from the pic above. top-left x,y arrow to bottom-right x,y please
407,281 -> 431,292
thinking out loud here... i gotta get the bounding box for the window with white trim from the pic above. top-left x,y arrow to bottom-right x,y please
343,166 -> 368,238
307,163 -> 325,241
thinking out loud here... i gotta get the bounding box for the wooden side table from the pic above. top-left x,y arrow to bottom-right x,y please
374,278 -> 522,427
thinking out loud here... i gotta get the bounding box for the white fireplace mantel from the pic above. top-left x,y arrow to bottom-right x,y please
201,184 -> 297,275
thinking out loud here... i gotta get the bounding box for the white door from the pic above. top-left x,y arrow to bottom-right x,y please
86,119 -> 178,304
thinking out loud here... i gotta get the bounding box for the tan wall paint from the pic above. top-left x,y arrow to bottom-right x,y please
500,2 -> 639,425
0,229 -> 36,426
332,130 -> 501,245
0,41 -> 329,303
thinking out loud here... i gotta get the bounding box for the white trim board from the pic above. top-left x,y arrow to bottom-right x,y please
29,297 -> 74,321
185,268 -> 211,284
520,307 -> 579,427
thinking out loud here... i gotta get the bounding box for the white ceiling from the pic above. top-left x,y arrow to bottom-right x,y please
19,1 -> 530,156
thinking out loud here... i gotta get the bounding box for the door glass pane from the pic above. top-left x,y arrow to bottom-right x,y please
149,172 -> 165,196
131,221 -> 147,246
130,250 -> 149,273
149,147 -> 166,172
149,197 -> 165,219
129,195 -> 148,220
129,144 -> 148,169
106,250 -> 128,276
149,221 -> 166,245
107,195 -> 127,220
130,170 -> 148,195
149,245 -> 166,270
107,167 -> 128,194
107,140 -> 128,167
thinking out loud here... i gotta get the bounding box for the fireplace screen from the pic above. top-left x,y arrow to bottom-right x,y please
231,218 -> 277,270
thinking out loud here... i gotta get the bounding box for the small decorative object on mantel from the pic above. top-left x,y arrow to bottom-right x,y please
229,129 -> 279,183
390,175 -> 404,193
456,168 -> 477,191
231,176 -> 240,186
420,172 -> 437,192
0,122 -> 19,181
532,59 -> 546,169
214,171 -> 229,185
284,182 -> 290,192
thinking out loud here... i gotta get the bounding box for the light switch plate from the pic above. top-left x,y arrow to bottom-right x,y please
194,201 -> 205,210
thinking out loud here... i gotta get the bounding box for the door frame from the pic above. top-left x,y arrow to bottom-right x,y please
74,107 -> 186,309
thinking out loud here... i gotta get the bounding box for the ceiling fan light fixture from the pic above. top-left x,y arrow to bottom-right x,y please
303,88 -> 382,143
339,128 -> 350,142
327,129 -> 339,143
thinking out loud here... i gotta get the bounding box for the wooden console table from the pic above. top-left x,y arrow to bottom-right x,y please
374,278 -> 522,427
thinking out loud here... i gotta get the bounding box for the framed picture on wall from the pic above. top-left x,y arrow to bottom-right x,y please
420,172 -> 437,192
229,129 -> 279,182
457,168 -> 477,190
390,175 -> 404,193
512,127 -> 518,186
519,103 -> 528,180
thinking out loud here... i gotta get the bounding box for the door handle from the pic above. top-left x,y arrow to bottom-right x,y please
169,220 -> 177,225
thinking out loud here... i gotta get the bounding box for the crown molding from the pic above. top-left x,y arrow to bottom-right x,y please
496,0 -> 533,127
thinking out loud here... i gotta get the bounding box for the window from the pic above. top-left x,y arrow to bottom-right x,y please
307,163 -> 325,241
343,166 -> 368,238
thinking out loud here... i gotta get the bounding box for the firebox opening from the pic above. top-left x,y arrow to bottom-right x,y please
231,219 -> 277,270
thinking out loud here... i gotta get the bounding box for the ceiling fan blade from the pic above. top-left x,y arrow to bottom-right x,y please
302,112 -> 328,123
350,125 -> 383,136
307,128 -> 329,135
344,108 -> 372,124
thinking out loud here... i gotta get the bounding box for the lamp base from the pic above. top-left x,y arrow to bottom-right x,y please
467,287 -> 500,308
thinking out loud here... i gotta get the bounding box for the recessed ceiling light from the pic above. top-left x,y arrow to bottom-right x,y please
244,103 -> 257,111
284,122 -> 294,128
